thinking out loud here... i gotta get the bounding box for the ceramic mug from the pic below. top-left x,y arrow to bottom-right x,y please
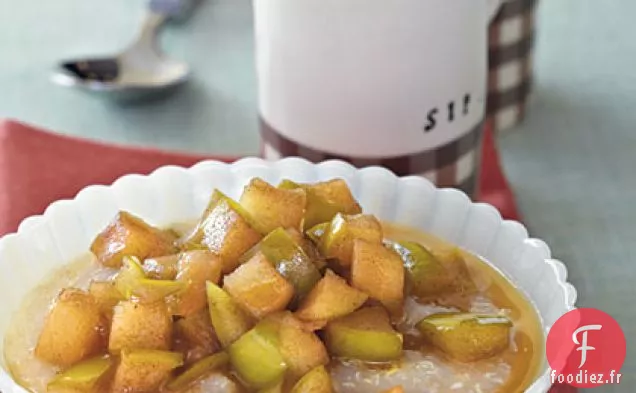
255,0 -> 503,196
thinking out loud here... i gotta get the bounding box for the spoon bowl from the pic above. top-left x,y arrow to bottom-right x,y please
52,0 -> 198,95
52,55 -> 191,93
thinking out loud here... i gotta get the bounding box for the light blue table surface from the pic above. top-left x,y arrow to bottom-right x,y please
1,0 -> 634,391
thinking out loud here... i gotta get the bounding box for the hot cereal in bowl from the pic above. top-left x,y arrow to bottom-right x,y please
3,177 -> 544,393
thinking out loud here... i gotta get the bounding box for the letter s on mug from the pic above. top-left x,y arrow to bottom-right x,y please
424,108 -> 439,132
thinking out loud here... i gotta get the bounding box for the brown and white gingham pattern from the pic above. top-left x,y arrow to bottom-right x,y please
260,118 -> 483,196
488,0 -> 538,132
259,2 -> 539,194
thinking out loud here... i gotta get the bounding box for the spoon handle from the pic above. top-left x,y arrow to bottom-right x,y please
149,0 -> 202,21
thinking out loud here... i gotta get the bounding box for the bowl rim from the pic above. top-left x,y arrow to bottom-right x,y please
0,156 -> 577,393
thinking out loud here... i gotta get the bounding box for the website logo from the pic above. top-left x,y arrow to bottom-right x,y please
546,308 -> 626,388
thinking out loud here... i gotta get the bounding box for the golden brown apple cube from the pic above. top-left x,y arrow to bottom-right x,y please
239,177 -> 307,233
88,281 -> 123,321
108,301 -> 172,353
35,289 -> 106,367
251,228 -> 322,309
278,312 -> 329,382
90,211 -> 178,268
228,319 -> 288,390
305,222 -> 328,245
223,252 -> 294,319
320,214 -> 383,267
307,179 -> 362,215
206,282 -> 255,348
180,191 -> 263,273
417,313 -> 512,362
433,247 -> 478,296
279,179 -> 362,231
173,250 -> 223,316
295,270 -> 368,322
285,228 -> 327,271
111,349 -> 183,393
174,310 -> 219,364
351,239 -> 404,315
390,241 -> 452,299
325,307 -> 403,362
247,227 -> 326,273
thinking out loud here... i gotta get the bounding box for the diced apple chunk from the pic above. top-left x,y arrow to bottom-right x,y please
206,282 -> 254,348
290,365 -> 334,393
228,319 -> 287,390
391,241 -> 452,299
179,191 -> 263,273
279,179 -> 361,231
325,307 -> 403,362
432,247 -> 477,296
173,250 -> 223,316
111,350 -> 183,393
320,214 -> 383,267
174,310 -> 220,364
295,270 -> 368,323
308,179 -> 361,215
278,313 -> 329,382
416,313 -> 512,362
351,239 -> 404,315
47,356 -> 113,392
255,228 -> 322,308
223,252 -> 294,319
305,223 -> 328,245
108,301 -> 172,353
35,289 -> 106,367
113,256 -> 146,299
239,178 -> 307,233
90,211 -> 178,268
286,228 -> 327,271
392,242 -> 477,310
115,256 -> 184,304
88,281 -> 123,320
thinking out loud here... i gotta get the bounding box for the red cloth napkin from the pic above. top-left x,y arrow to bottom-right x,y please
0,119 -> 574,392
0,119 -> 520,237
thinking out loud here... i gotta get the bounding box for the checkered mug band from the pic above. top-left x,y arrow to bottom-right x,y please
488,0 -> 538,132
260,118 -> 483,197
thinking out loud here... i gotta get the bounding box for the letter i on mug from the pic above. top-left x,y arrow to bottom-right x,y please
254,0 -> 503,197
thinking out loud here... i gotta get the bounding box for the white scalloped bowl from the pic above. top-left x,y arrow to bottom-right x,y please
0,157 -> 576,393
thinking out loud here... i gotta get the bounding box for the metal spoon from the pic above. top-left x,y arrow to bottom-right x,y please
52,0 -> 200,94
